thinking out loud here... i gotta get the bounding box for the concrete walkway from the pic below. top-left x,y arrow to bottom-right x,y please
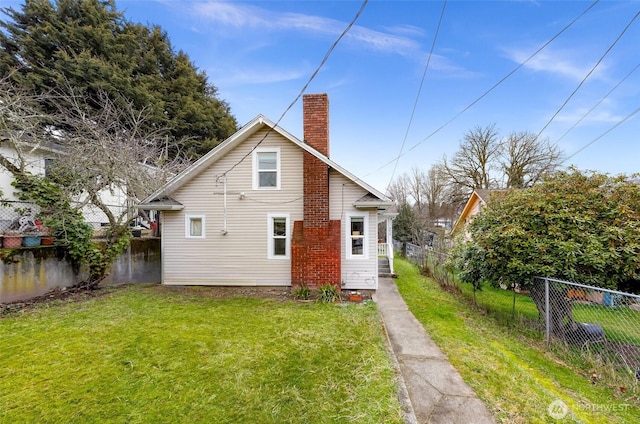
374,277 -> 496,424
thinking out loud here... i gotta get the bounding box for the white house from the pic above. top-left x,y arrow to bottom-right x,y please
0,139 -> 129,232
138,94 -> 395,290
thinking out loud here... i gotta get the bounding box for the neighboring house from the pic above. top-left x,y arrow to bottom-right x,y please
138,94 -> 395,290
0,141 -> 61,202
451,189 -> 494,240
0,139 -> 129,232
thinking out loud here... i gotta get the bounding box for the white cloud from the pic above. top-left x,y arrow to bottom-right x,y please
382,24 -> 427,38
505,47 -> 609,81
191,1 -> 268,28
347,26 -> 420,56
188,1 -> 421,57
556,107 -> 626,124
213,65 -> 313,86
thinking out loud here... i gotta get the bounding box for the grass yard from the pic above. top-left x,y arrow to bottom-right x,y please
394,258 -> 640,423
0,285 -> 404,423
458,281 -> 640,345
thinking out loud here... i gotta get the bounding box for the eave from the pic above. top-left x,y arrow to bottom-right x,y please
137,197 -> 184,211
353,200 -> 395,210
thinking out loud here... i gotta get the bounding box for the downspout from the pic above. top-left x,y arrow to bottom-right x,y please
341,183 -> 346,287
221,173 -> 228,235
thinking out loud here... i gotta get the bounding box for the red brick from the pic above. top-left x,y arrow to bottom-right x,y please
291,94 -> 341,290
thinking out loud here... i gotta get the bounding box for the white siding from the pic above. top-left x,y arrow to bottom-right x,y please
0,146 -> 128,232
161,129 -> 303,286
0,145 -> 47,201
329,171 -> 378,290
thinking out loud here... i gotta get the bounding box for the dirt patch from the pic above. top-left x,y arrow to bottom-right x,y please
1,284 -> 293,316
1,284 -> 373,316
0,286 -> 118,317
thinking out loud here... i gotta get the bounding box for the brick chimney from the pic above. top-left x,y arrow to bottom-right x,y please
291,94 -> 341,289
303,93 -> 329,157
302,94 -> 329,229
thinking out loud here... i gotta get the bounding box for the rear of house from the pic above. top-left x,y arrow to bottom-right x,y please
140,94 -> 394,290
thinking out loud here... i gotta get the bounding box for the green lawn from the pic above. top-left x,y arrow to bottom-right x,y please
394,257 -> 639,423
0,286 -> 403,423
459,281 -> 640,345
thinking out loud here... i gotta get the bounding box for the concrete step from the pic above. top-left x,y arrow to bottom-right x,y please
378,258 -> 391,274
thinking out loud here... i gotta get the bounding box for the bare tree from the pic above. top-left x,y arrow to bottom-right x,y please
423,164 -> 447,221
53,87 -> 187,229
0,76 -> 187,288
499,131 -> 563,188
440,124 -> 501,194
386,173 -> 411,205
0,77 -> 52,182
409,166 -> 426,216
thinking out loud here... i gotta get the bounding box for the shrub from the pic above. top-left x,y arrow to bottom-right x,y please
317,284 -> 340,303
292,284 -> 311,300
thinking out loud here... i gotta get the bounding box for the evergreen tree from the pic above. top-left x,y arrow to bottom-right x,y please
0,0 -> 237,157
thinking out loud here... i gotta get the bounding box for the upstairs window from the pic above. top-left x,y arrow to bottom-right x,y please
253,148 -> 280,189
44,158 -> 55,177
44,158 -> 67,183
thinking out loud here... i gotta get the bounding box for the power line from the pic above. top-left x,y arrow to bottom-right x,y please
537,9 -> 640,139
564,106 -> 640,162
386,0 -> 447,190
222,0 -> 369,177
555,62 -> 640,144
361,0 -> 600,181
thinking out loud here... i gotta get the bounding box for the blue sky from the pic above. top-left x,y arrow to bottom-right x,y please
8,0 -> 640,192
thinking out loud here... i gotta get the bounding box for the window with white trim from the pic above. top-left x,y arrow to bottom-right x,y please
347,213 -> 368,258
268,213 -> 290,259
185,214 -> 205,239
253,148 -> 280,189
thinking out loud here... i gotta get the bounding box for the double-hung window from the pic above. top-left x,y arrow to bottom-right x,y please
347,213 -> 368,259
268,214 -> 290,259
253,148 -> 280,190
185,214 -> 205,239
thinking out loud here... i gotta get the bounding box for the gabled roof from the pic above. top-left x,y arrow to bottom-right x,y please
0,132 -> 67,156
451,189 -> 490,234
139,114 -> 392,209
354,193 -> 394,210
139,196 -> 184,211
451,189 -> 506,234
473,189 -> 492,204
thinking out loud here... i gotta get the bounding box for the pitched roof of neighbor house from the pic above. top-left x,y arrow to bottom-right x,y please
473,189 -> 492,203
139,114 -> 392,210
451,189 -> 499,234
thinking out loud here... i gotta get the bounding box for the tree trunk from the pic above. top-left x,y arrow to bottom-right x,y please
529,283 -> 576,340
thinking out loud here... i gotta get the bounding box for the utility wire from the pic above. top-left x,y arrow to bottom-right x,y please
564,106 -> 640,162
555,62 -> 640,144
361,0 -> 600,180
222,0 -> 368,177
386,0 -> 447,190
537,9 -> 640,139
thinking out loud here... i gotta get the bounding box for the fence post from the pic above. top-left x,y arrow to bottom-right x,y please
544,278 -> 550,346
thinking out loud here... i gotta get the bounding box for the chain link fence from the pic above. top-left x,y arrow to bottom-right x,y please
535,277 -> 640,381
396,242 -> 640,385
0,199 -> 132,238
395,241 -> 457,288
